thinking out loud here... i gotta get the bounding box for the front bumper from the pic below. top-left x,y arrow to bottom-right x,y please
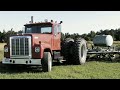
2,58 -> 41,65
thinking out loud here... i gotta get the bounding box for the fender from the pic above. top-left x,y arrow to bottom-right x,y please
40,43 -> 53,58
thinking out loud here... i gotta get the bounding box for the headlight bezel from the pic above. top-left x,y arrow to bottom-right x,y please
35,47 -> 40,53
4,47 -> 8,52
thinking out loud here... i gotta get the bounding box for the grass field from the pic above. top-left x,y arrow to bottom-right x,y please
0,43 -> 120,79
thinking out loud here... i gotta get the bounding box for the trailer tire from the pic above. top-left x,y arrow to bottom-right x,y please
62,38 -> 74,64
109,54 -> 116,61
42,52 -> 52,72
73,38 -> 87,65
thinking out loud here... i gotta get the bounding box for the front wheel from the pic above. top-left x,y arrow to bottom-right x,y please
41,52 -> 52,72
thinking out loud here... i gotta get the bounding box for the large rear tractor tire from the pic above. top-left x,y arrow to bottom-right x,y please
73,38 -> 87,65
61,38 -> 74,64
41,52 -> 52,72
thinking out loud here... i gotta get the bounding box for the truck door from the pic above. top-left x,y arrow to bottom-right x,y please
53,24 -> 61,50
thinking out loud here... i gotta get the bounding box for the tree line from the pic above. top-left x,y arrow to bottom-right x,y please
61,28 -> 120,41
1,28 -> 120,43
0,29 -> 22,43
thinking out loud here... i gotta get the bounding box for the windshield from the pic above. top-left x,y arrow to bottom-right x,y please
25,25 -> 52,34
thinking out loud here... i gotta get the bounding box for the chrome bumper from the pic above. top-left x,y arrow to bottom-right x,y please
2,58 -> 41,65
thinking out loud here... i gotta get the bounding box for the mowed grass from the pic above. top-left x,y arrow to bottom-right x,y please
0,61 -> 120,79
0,43 -> 120,79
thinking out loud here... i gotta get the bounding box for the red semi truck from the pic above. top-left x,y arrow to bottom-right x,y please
2,16 -> 87,72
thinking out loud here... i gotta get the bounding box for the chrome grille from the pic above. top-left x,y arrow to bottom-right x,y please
10,36 -> 31,58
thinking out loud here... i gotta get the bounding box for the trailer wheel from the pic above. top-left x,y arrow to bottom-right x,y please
109,54 -> 116,61
42,52 -> 52,72
73,38 -> 87,65
62,38 -> 74,64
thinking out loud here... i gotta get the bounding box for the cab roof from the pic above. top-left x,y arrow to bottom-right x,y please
24,22 -> 58,26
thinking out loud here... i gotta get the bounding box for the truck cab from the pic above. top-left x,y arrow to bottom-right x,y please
2,17 -> 63,72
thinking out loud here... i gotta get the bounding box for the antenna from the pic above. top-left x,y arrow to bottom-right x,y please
31,16 -> 33,23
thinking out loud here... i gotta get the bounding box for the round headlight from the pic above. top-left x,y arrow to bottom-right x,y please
35,47 -> 40,53
4,47 -> 8,52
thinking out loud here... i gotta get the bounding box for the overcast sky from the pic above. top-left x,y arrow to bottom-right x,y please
0,11 -> 120,34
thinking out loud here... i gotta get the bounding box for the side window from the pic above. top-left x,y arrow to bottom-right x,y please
54,25 -> 58,35
58,24 -> 61,33
41,27 -> 52,34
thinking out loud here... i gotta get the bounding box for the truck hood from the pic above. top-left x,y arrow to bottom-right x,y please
24,33 -> 52,46
11,33 -> 52,47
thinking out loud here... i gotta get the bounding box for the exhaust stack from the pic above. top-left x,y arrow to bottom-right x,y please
31,16 -> 33,23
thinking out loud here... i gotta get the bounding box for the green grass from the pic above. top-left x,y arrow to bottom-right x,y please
0,61 -> 120,79
0,43 -> 120,79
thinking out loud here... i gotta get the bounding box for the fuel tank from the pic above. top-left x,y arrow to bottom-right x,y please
93,35 -> 113,47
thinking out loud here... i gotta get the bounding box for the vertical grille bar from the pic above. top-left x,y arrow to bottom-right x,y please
25,38 -> 29,55
24,38 -> 25,55
15,39 -> 16,55
19,38 -> 20,55
16,39 -> 19,55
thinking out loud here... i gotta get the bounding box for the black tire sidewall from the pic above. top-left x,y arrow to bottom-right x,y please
73,38 -> 87,65
42,52 -> 52,72
61,38 -> 74,64
78,40 -> 87,64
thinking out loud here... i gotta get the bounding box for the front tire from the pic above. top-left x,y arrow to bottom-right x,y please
42,52 -> 52,72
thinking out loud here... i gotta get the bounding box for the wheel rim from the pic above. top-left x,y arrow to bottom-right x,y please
48,54 -> 52,71
80,44 -> 86,63
81,45 -> 85,58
